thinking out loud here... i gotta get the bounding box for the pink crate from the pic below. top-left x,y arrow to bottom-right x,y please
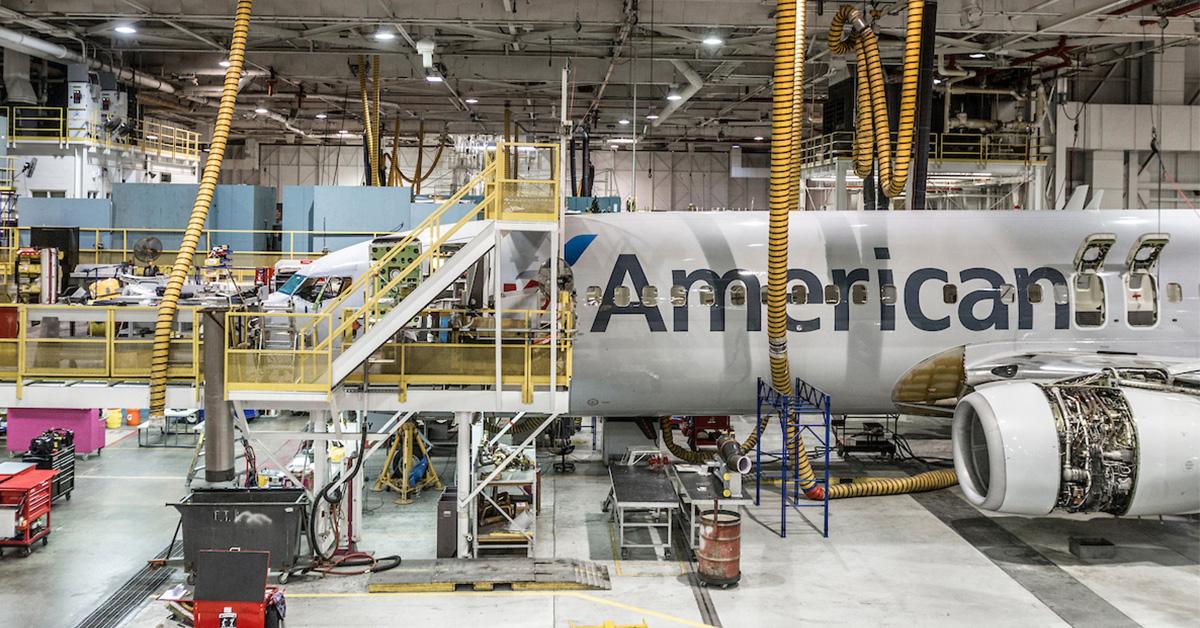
6,408 -> 104,454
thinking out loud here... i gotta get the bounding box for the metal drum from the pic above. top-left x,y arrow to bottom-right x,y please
696,508 -> 741,587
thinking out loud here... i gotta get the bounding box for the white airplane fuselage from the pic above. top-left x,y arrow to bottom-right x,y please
564,211 -> 1200,415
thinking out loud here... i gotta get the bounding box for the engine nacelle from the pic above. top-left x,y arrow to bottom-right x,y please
952,380 -> 1200,516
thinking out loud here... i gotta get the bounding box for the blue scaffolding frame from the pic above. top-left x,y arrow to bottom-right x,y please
754,377 -> 832,538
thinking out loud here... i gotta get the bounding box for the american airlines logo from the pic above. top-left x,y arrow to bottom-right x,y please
590,253 -> 1071,334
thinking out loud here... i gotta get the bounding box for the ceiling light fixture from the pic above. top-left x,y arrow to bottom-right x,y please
933,78 -> 943,85
219,60 -> 231,68
315,112 -> 328,119
254,106 -> 269,114
968,52 -> 986,59
754,135 -> 764,141
646,113 -> 660,120
374,29 -> 396,41
607,137 -> 637,144
618,118 -> 630,125
731,144 -> 740,149
115,25 -> 137,35
702,35 -> 723,46
464,97 -> 479,104
425,67 -> 444,83
666,85 -> 682,101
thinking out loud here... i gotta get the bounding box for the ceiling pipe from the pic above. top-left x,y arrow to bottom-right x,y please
650,60 -> 703,127
0,25 -> 177,94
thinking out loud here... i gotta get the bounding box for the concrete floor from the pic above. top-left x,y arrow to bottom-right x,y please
2,415 -> 1197,628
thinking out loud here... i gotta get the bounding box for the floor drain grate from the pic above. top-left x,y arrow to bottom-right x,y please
73,544 -> 180,628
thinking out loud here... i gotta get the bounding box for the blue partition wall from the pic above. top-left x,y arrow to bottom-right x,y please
110,183 -> 275,253
16,198 -> 115,249
282,186 -> 413,254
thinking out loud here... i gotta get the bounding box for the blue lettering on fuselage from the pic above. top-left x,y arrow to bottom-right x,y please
589,253 -> 1071,333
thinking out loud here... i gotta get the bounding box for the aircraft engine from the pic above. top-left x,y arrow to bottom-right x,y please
951,378 -> 1200,516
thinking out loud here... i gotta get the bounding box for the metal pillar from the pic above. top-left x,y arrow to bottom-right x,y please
455,410 -> 472,558
202,308 -> 234,483
834,160 -> 851,210
910,1 -> 938,210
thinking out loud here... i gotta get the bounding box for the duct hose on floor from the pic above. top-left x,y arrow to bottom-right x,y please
827,2 -> 924,197
148,0 -> 253,420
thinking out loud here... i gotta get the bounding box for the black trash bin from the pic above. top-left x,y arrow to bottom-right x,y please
171,488 -> 308,582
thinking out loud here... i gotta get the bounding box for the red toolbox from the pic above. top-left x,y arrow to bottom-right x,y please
0,468 -> 58,557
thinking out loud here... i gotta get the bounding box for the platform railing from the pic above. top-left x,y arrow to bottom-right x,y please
0,304 -> 201,395
1,105 -> 200,159
799,130 -> 1043,167
224,310 -> 332,395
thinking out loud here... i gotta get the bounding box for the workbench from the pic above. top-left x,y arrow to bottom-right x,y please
670,466 -> 753,549
138,410 -> 202,448
606,465 -> 680,557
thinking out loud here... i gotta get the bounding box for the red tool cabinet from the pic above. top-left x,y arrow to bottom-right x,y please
0,468 -> 58,556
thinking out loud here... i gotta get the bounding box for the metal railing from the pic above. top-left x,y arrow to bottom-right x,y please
0,304 -> 202,395
1,106 -> 200,160
0,226 -> 395,284
0,156 -> 15,191
799,131 -> 1043,167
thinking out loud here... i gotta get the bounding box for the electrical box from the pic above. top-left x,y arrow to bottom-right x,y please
370,239 -> 422,300
66,64 -> 98,139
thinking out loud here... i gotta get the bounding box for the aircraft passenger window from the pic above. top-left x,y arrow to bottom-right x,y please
1073,273 -> 1105,327
670,285 -> 686,306
880,285 -> 897,305
1126,272 -> 1158,327
730,284 -> 747,306
586,286 -> 602,306
641,286 -> 659,306
614,286 -> 631,307
1054,284 -> 1070,305
791,285 -> 807,304
1027,284 -> 1043,304
943,284 -> 958,304
824,285 -> 840,304
698,285 -> 715,306
851,284 -> 868,305
1166,282 -> 1183,304
999,284 -> 1015,305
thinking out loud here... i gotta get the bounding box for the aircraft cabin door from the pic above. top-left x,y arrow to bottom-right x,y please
1123,233 -> 1169,328
1071,233 -> 1116,328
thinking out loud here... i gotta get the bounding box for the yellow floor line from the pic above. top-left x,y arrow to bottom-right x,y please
286,590 -> 716,628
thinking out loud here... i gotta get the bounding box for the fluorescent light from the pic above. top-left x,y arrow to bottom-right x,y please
464,97 -> 478,104
702,35 -> 723,46
426,74 -> 444,83
666,92 -> 682,102
219,60 -> 231,68
968,52 -> 986,59
145,134 -> 158,140
607,137 -> 637,144
754,135 -> 764,141
339,129 -> 350,135
618,118 -> 630,125
115,25 -> 137,35
374,30 -> 396,41
645,113 -> 659,120
315,112 -> 328,119
254,106 -> 269,114
731,144 -> 740,149
933,78 -> 942,85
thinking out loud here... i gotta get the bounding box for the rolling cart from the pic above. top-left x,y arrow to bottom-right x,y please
0,468 -> 58,557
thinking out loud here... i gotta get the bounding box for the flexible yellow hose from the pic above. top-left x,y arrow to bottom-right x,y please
827,1 -> 925,197
148,0 -> 253,420
828,469 -> 957,498
358,55 -> 380,186
372,54 -> 381,176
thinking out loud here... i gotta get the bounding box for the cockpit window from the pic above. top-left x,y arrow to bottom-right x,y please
279,274 -> 306,295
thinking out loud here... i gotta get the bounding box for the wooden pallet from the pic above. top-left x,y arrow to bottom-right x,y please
368,558 -> 611,593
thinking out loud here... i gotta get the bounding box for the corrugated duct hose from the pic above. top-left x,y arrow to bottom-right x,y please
358,55 -> 381,186
827,2 -> 923,197
148,0 -> 252,420
770,0 -> 955,499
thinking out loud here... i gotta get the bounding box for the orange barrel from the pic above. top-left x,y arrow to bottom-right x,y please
125,408 -> 141,427
696,509 -> 741,587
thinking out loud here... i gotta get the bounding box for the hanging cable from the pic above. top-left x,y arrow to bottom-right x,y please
148,0 -> 253,420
